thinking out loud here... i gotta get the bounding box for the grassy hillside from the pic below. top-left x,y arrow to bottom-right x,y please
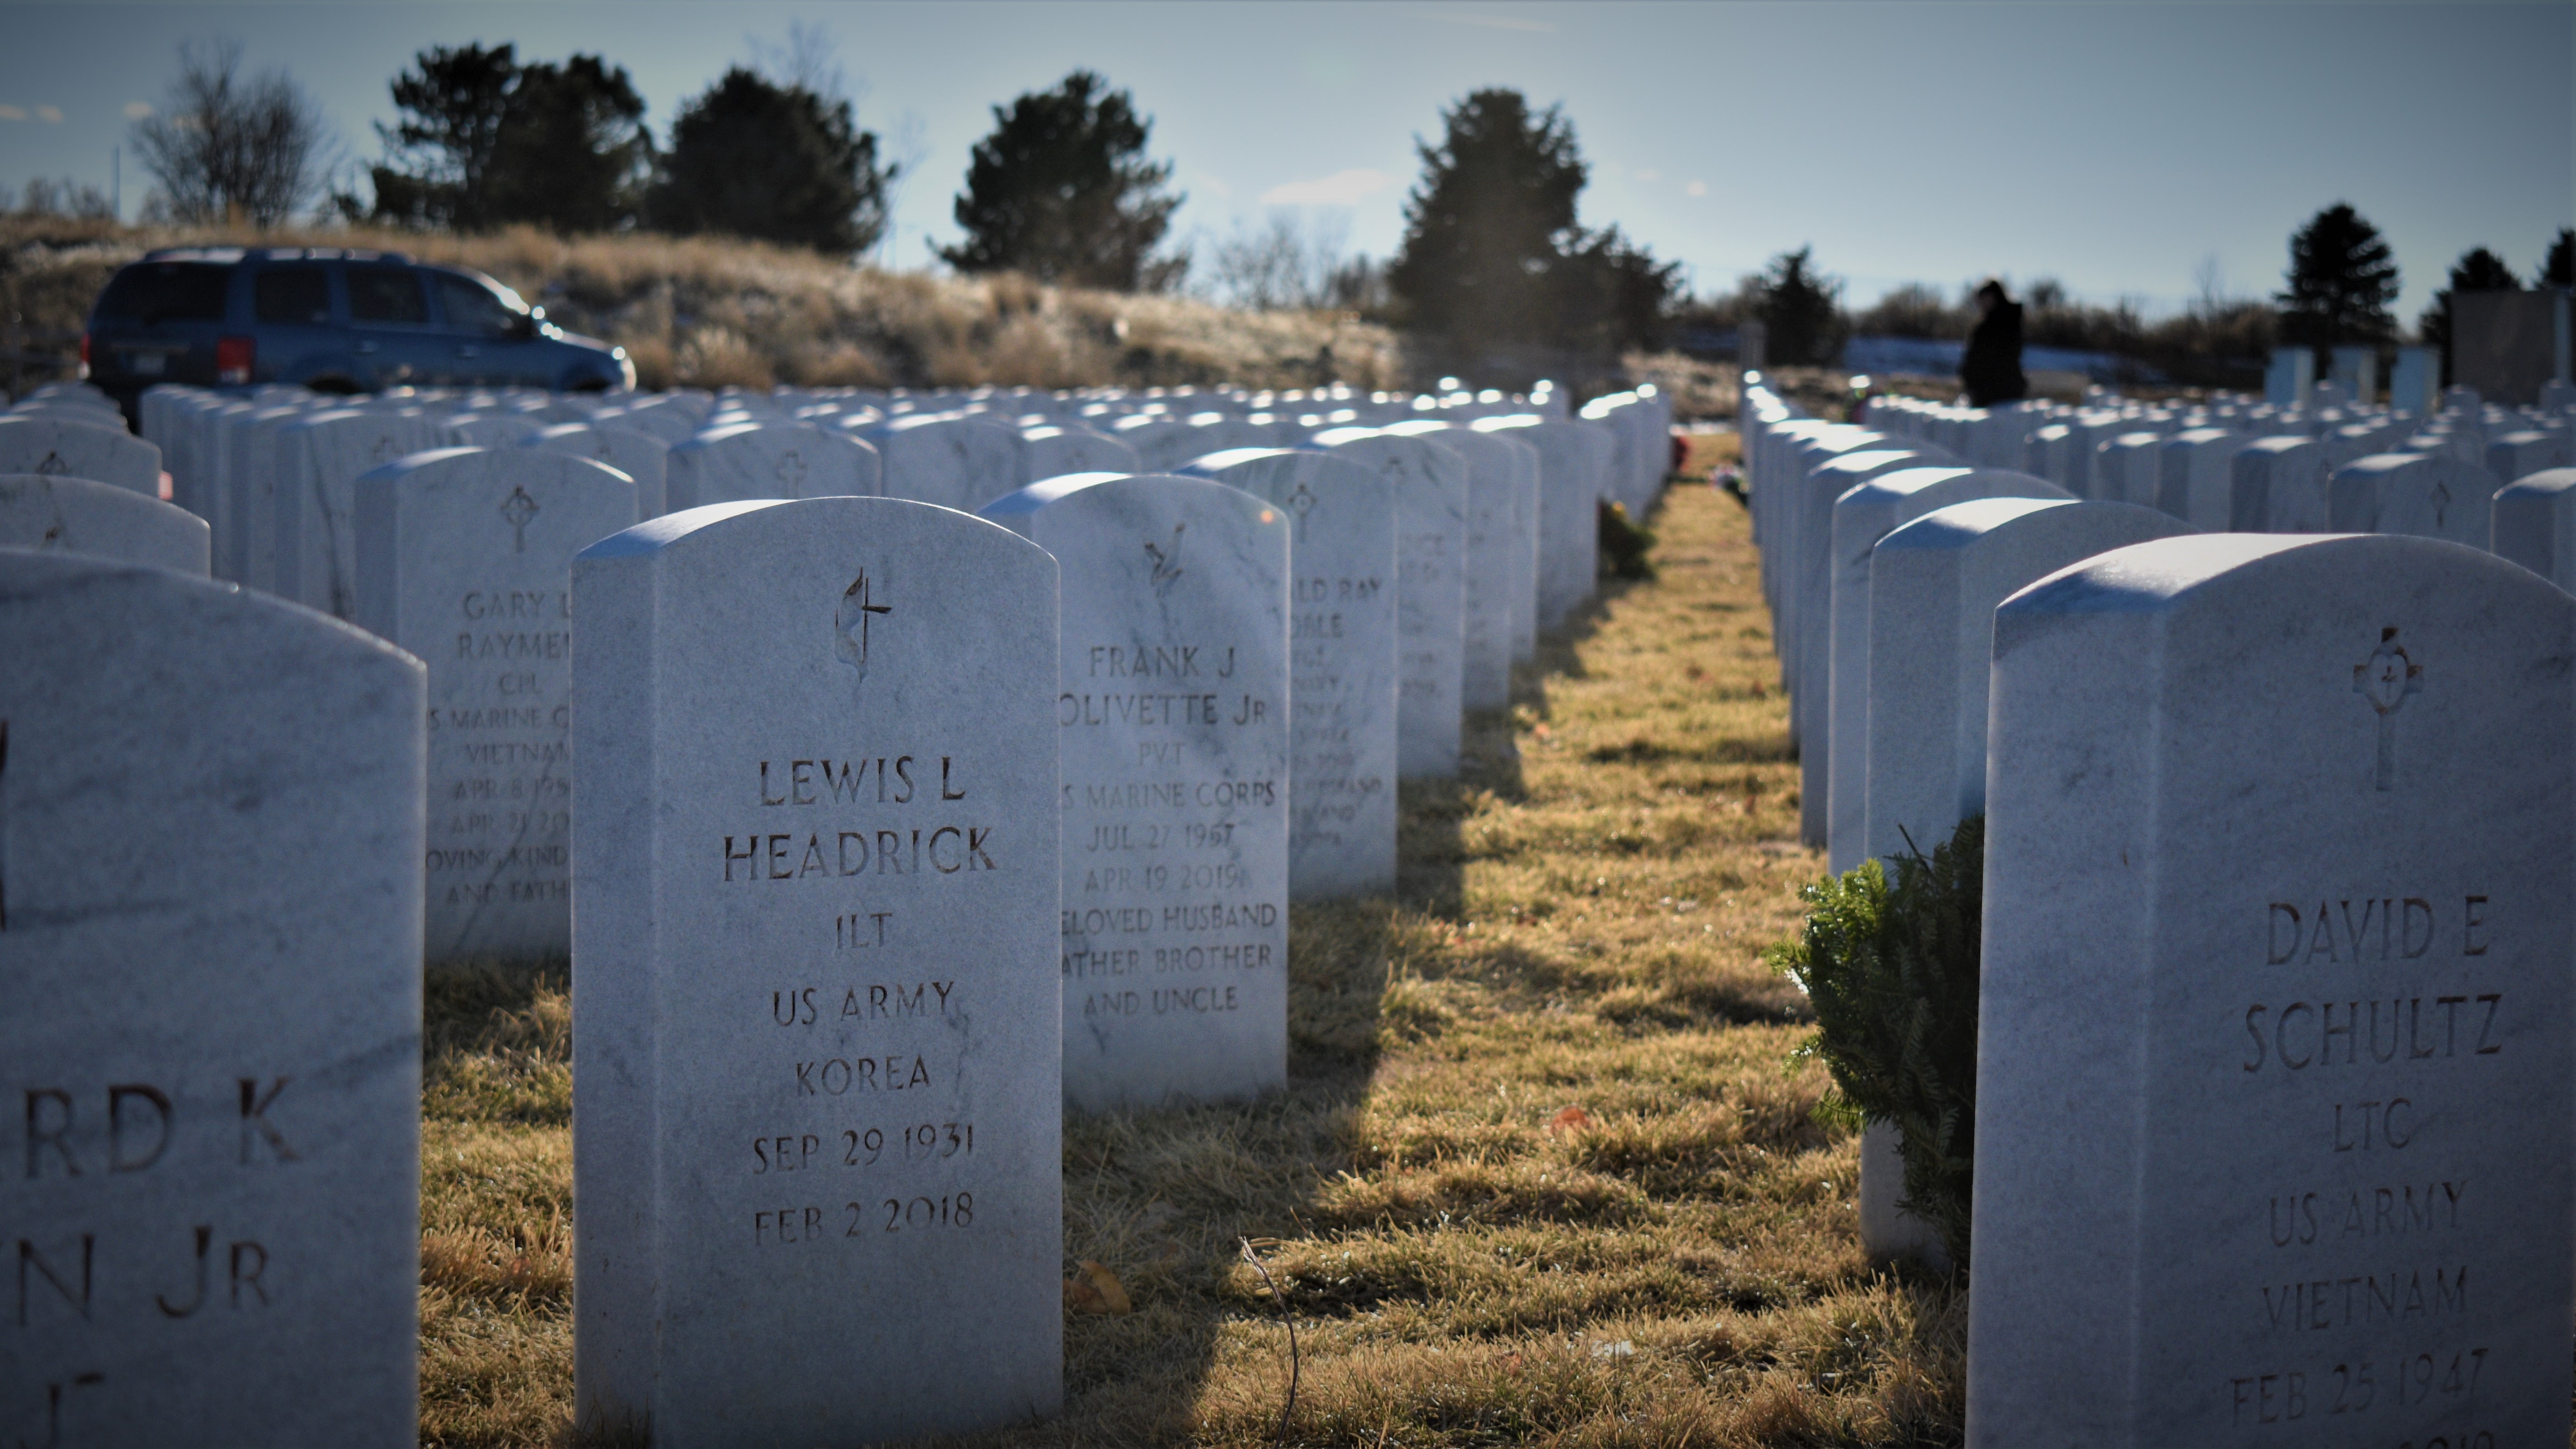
2,217 -> 1732,407
0,218 -> 1411,393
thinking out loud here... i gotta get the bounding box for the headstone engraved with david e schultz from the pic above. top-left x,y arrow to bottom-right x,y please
1969,533 -> 2575,1447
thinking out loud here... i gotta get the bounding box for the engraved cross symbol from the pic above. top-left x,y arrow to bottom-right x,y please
32,450 -> 66,476
776,449 -> 809,493
2352,627 -> 2424,792
498,486 -> 540,555
1285,482 -> 1316,541
837,570 -> 891,684
1143,523 -> 1186,597
370,433 -> 397,461
2430,480 -> 2452,530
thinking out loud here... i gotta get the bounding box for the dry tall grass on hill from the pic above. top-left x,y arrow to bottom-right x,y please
5,216 -> 1726,406
0,218 -> 1407,393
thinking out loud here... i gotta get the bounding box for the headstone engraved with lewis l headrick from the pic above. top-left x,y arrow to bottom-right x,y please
980,473 -> 1291,1109
571,496 -> 1062,1448
0,549 -> 425,1446
1969,533 -> 2576,1448
357,446 -> 638,964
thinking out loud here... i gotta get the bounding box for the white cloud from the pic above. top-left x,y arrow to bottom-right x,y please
1258,168 -> 1392,207
0,106 -> 24,122
36,105 -> 62,124
1634,169 -> 1662,184
1686,180 -> 1708,198
124,101 -> 153,120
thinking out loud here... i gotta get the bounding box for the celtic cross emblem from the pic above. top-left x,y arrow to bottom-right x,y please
1285,482 -> 1316,541
498,486 -> 540,555
837,570 -> 891,685
2352,627 -> 2424,792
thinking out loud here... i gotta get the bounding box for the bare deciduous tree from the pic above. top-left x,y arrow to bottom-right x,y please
130,38 -> 332,227
1210,210 -> 1352,311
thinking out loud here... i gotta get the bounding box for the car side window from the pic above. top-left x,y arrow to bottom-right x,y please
253,266 -> 332,324
348,267 -> 430,325
437,274 -> 521,338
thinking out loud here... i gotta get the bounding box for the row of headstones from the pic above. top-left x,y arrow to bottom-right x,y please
0,378 -> 1669,1442
1742,374 -> 2576,1444
113,376 -> 1646,598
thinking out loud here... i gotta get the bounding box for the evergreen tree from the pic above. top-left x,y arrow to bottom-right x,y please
2418,246 -> 2521,386
1757,246 -> 1845,366
645,69 -> 896,254
2539,228 -> 2574,289
2275,202 -> 2399,353
1388,89 -> 1586,352
939,71 -> 1183,291
367,44 -> 649,233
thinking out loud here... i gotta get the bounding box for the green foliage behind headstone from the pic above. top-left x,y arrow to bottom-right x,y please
1770,815 -> 1983,1270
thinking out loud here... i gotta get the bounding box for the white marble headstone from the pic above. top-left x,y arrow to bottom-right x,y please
1386,419 -> 1531,711
572,496 -> 1062,1444
0,550 -> 423,1445
1306,429 -> 1468,778
1826,467 -> 2071,872
0,415 -> 162,495
979,473 -> 1290,1109
523,422 -> 670,519
2329,452 -> 2499,547
275,408 -> 450,619
1478,417 -> 1609,631
866,415 -> 1023,512
2230,436 -> 2328,531
2093,431 -> 2165,506
665,422 -> 882,512
1971,533 -> 2575,1447
357,447 -> 637,963
2156,429 -> 2251,530
2490,467 -> 2576,593
0,473 -> 209,573
1177,449 -> 1397,899
1018,426 -> 1140,485
2484,430 -> 2571,484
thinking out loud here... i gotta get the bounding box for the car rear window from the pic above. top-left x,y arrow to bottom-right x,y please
96,262 -> 231,324
253,266 -> 332,324
348,267 -> 430,325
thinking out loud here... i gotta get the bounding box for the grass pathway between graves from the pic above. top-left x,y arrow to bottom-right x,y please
415,449 -> 1973,1448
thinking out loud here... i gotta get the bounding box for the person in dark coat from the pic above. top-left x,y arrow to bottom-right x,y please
1959,278 -> 2028,407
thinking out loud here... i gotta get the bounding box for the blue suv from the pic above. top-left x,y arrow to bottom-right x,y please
84,247 -> 634,415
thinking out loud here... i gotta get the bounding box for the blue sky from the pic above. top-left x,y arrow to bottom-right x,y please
0,1 -> 2567,323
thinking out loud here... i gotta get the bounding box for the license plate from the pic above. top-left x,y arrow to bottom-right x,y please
126,352 -> 166,375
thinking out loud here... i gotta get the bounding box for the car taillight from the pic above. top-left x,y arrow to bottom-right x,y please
77,331 -> 90,379
216,336 -> 254,386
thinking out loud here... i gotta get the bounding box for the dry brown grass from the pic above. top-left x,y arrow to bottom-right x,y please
413,481 -> 1964,1448
0,217 -> 1406,394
